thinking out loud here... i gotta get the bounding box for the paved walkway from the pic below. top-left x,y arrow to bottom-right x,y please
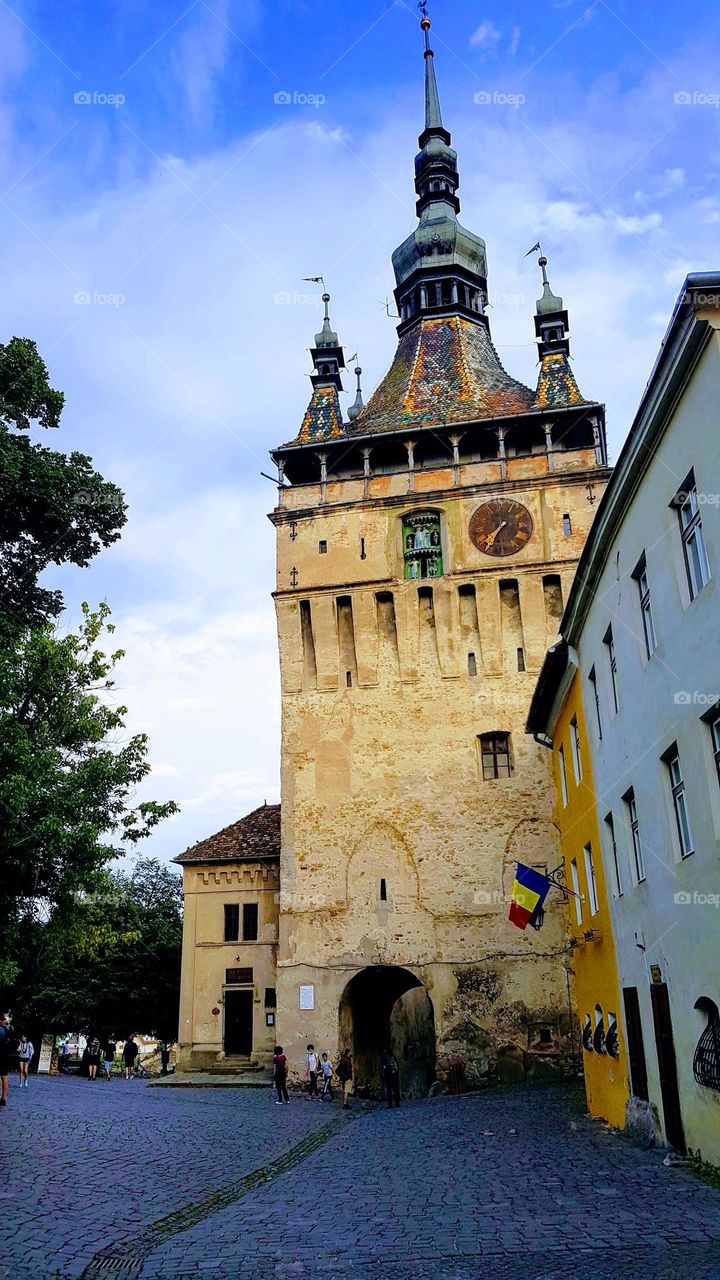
1,1078 -> 719,1279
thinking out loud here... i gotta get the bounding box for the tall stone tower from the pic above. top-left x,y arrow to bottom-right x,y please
269,13 -> 610,1094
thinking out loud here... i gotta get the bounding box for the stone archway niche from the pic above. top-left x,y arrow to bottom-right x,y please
338,965 -> 436,1098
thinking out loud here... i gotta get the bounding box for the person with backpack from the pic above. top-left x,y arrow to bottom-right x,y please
320,1051 -> 335,1100
306,1044 -> 319,1099
0,1013 -> 14,1106
336,1048 -> 353,1110
86,1032 -> 101,1080
17,1033 -> 34,1088
272,1045 -> 289,1104
103,1038 -> 116,1080
122,1035 -> 139,1079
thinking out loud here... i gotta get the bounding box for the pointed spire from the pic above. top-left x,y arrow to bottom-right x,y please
420,7 -> 443,132
531,250 -> 586,409
535,252 -> 564,316
315,291 -> 339,348
287,288 -> 347,445
347,362 -> 364,422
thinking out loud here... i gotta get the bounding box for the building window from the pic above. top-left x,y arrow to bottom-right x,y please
479,733 -> 512,780
517,647 -> 526,672
243,903 -> 259,941
380,878 -> 387,902
402,510 -> 443,579
264,987 -> 277,1008
570,859 -> 583,926
693,998 -> 720,1091
633,555 -> 657,658
605,811 -> 622,897
562,513 -> 572,536
558,745 -> 568,807
570,716 -> 582,783
623,788 -> 645,883
583,842 -> 599,915
224,904 -> 240,943
702,704 -> 720,789
319,540 -> 328,554
604,625 -> 619,714
664,746 -> 694,858
468,652 -> 477,677
588,666 -> 602,739
674,473 -> 710,600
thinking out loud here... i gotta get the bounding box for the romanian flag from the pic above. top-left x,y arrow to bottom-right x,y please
508,863 -> 551,930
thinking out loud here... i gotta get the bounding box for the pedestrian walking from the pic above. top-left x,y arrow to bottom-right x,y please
320,1051 -> 335,1100
103,1038 -> 116,1080
160,1042 -> 170,1075
86,1033 -> 101,1080
122,1035 -> 139,1079
17,1034 -> 34,1088
381,1049 -> 401,1108
272,1045 -> 290,1104
306,1043 -> 319,1099
336,1048 -> 353,1110
0,1014 -> 14,1106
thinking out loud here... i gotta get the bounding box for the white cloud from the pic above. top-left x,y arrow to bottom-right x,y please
470,22 -> 501,55
508,26 -> 522,58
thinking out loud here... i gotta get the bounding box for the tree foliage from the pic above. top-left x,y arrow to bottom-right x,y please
15,859 -> 183,1041
0,336 -> 126,636
0,604 -> 178,984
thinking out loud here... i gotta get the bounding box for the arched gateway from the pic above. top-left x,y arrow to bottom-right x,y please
338,965 -> 436,1098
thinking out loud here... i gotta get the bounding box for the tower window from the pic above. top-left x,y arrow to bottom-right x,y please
360,537 -> 366,560
402,510 -> 443,579
346,670 -> 353,688
562,514 -> 572,536
517,647 -> 526,672
478,733 -> 512,780
380,878 -> 387,902
319,540 -> 328,554
468,652 -> 477,676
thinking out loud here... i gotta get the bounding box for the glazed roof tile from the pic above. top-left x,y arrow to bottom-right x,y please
534,351 -> 586,410
348,315 -> 536,436
175,803 -> 280,865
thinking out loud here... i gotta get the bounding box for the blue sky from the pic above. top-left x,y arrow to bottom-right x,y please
2,0 -> 719,861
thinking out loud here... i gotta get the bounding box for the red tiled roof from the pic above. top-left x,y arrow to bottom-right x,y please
349,315 -> 535,436
175,803 -> 280,865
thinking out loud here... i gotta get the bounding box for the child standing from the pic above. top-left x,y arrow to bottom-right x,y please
17,1034 -> 34,1088
272,1045 -> 289,1104
306,1044 -> 319,1099
320,1051 -> 335,1101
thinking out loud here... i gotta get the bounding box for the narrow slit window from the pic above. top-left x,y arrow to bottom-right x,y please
319,540 -> 328,554
584,842 -> 599,915
633,554 -> 657,658
570,715 -> 582,783
604,625 -> 619,714
380,878 -> 387,902
605,811 -> 622,897
517,647 -> 526,672
468,652 -> 477,677
360,537 -> 366,560
663,745 -> 694,858
346,671 -> 353,687
562,513 -> 572,536
242,903 -> 259,941
588,667 -> 602,739
623,788 -> 645,883
570,859 -> 583,925
224,904 -> 240,943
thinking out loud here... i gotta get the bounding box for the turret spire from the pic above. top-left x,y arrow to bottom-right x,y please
290,286 -> 347,444
347,360 -> 364,422
530,248 -> 587,409
420,3 -> 443,132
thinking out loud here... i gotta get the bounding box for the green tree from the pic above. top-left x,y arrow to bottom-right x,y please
18,859 -> 183,1041
0,604 -> 178,986
0,336 -> 126,637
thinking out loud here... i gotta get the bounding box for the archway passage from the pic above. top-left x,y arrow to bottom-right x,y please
339,966 -> 436,1099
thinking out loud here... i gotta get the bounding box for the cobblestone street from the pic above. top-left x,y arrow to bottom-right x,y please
1,1079 -> 719,1279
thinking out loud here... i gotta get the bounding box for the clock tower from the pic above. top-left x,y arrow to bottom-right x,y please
269,13 -> 610,1093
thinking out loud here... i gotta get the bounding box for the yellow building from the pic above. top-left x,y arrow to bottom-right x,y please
176,805 -> 280,1071
527,643 -> 629,1127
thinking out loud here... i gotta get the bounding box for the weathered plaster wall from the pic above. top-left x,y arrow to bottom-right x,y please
272,454 -> 609,1089
178,862 -> 279,1070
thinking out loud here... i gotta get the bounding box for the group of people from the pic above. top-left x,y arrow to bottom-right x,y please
272,1042 -> 402,1109
82,1034 -> 139,1080
0,1014 -> 31,1105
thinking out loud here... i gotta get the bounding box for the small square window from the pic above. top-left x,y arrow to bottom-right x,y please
479,733 -> 512,780
264,987 -> 277,1009
319,540 -> 328,554
562,514 -> 572,536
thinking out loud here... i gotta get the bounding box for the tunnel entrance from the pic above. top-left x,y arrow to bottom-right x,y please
338,965 -> 436,1098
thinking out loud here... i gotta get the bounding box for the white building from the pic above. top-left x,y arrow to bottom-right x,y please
559,274 -> 720,1163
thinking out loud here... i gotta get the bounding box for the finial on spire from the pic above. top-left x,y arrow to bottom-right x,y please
418,0 -> 443,132
347,359 -> 364,422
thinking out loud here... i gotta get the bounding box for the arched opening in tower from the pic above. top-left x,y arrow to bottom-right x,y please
338,965 -> 436,1099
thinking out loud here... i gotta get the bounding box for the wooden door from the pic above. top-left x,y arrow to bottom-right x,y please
224,990 -> 253,1056
622,986 -> 648,1100
650,982 -> 685,1152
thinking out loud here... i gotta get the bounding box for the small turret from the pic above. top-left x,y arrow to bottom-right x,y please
293,291 -> 347,444
531,250 -> 586,410
347,363 -> 364,423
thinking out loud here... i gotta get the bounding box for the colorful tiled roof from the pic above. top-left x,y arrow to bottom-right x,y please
291,384 -> 345,445
534,352 -> 586,410
348,316 -> 536,436
175,803 -> 280,865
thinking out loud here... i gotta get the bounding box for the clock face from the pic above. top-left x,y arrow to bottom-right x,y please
469,498 -> 534,557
